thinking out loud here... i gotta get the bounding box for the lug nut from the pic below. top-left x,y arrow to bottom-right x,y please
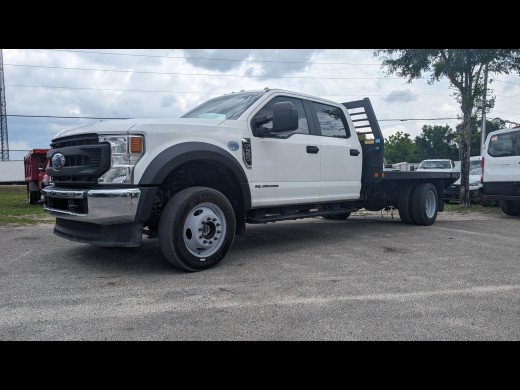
207,217 -> 211,221
212,218 -> 217,222
198,228 -> 202,231
209,241 -> 213,244
216,223 -> 221,226
217,230 -> 221,234
199,235 -> 203,239
203,240 -> 208,244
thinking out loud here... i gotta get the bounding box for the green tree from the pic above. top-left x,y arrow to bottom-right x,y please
456,116 -> 506,155
374,49 -> 520,207
384,131 -> 416,163
415,124 -> 459,161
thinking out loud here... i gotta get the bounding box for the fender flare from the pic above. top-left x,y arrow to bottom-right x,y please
139,142 -> 251,210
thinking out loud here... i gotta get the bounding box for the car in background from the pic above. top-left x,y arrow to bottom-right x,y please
444,156 -> 482,202
416,159 -> 455,172
383,158 -> 400,172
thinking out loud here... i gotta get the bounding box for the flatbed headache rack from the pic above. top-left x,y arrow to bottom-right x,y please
342,98 -> 384,184
342,98 -> 459,185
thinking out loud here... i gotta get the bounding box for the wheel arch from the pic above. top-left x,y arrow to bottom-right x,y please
139,142 -> 251,233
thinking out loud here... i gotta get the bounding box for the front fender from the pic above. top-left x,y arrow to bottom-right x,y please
138,142 -> 251,210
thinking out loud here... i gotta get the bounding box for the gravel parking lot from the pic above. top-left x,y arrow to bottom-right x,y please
1,210 -> 519,340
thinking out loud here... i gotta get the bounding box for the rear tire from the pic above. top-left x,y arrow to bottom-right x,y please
398,184 -> 415,224
323,212 -> 351,220
411,183 -> 438,226
158,187 -> 236,272
500,200 -> 520,216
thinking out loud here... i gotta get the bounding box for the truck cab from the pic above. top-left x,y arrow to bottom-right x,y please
24,148 -> 50,204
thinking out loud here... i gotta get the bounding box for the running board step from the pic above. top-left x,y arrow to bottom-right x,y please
246,208 -> 359,224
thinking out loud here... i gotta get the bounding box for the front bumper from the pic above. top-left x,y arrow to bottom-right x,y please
42,186 -> 141,224
42,186 -> 157,247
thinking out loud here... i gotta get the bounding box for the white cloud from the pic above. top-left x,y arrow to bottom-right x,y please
2,48 -> 520,161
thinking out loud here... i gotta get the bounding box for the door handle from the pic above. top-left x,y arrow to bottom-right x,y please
350,149 -> 360,156
307,146 -> 319,154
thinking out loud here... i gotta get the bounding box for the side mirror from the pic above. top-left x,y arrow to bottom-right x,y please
272,101 -> 298,132
410,166 -> 415,171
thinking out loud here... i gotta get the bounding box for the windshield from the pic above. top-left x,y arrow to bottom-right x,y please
418,160 -> 452,169
181,92 -> 265,120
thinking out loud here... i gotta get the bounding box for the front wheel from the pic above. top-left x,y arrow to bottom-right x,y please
158,187 -> 236,271
500,200 -> 520,216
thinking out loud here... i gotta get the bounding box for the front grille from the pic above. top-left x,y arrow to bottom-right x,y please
51,134 -> 99,148
48,134 -> 111,186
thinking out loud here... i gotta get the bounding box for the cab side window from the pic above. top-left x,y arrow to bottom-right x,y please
254,96 -> 309,137
488,131 -> 520,157
313,102 -> 351,138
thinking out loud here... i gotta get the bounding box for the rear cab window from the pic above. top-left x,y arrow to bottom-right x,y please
312,102 -> 351,138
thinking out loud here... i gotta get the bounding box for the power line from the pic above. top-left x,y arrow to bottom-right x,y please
4,63 -> 400,80
5,84 -> 220,94
45,49 -> 383,66
4,83 -> 453,98
5,114 -> 130,119
3,113 -> 460,121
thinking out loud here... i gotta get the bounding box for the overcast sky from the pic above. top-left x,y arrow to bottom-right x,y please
3,48 -> 520,160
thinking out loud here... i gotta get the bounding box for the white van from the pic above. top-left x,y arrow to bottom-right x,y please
480,127 -> 520,215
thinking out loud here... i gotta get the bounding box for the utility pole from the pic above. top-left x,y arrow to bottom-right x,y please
0,49 -> 9,161
476,63 -> 495,155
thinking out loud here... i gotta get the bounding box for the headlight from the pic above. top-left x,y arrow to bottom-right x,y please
98,135 -> 144,184
469,181 -> 480,187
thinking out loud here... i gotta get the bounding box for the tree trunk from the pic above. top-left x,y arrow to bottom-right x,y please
459,108 -> 472,207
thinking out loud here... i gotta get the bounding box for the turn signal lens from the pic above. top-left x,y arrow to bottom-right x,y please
130,137 -> 143,154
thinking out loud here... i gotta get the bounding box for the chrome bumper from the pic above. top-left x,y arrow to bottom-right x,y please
42,186 -> 141,224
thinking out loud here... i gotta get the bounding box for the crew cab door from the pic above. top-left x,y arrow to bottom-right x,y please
309,101 -> 362,201
249,96 -> 320,207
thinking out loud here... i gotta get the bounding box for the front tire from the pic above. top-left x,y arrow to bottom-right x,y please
158,187 -> 236,271
411,183 -> 438,226
500,200 -> 520,216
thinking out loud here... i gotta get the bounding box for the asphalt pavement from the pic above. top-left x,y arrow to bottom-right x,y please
1,210 -> 519,340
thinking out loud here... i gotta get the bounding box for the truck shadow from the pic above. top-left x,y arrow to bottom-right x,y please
59,216 -> 409,274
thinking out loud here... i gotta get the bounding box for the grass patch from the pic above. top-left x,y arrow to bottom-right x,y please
0,185 -> 54,225
443,202 -> 502,214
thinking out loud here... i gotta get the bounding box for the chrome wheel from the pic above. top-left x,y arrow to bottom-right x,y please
183,202 -> 227,258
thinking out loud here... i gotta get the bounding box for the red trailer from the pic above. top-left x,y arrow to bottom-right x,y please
24,149 -> 50,204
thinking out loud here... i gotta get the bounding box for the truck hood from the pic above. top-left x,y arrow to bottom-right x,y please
52,117 -> 228,140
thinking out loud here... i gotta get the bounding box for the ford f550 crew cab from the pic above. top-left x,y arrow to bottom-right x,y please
43,89 -> 459,271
